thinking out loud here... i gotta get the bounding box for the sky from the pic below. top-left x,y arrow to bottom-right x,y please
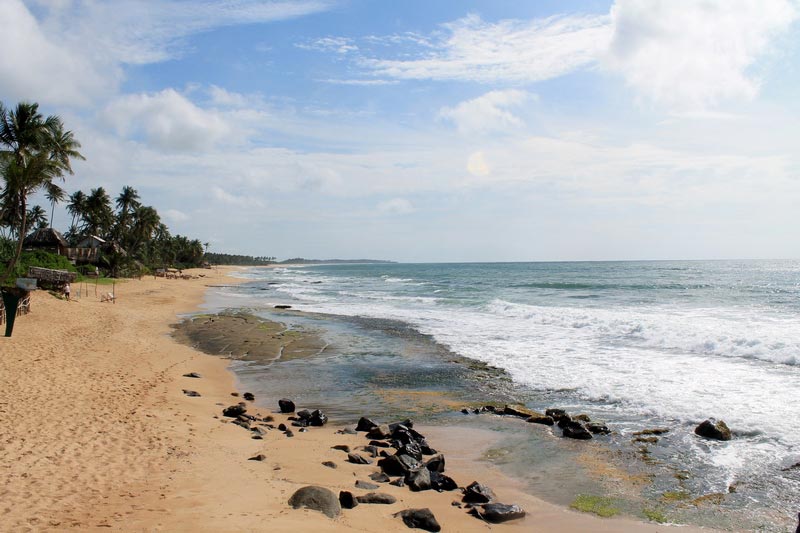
2,0 -> 799,262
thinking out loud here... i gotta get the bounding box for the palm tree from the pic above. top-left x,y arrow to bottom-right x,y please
113,185 -> 140,244
84,187 -> 113,238
66,190 -> 87,236
129,205 -> 160,254
26,205 -> 48,232
44,181 -> 65,228
0,101 -> 83,280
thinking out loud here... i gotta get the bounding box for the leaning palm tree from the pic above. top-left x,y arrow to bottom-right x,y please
0,101 -> 83,280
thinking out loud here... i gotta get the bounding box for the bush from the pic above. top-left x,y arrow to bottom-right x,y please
3,250 -> 78,284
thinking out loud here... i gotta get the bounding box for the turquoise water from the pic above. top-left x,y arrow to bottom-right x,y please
208,260 -> 800,529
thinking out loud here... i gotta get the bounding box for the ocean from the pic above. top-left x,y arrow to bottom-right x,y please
202,260 -> 800,530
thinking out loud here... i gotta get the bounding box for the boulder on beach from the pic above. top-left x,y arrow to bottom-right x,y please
347,453 -> 372,465
561,421 -> 592,440
278,398 -> 295,413
462,481 -> 496,504
395,508 -> 441,532
407,467 -> 432,491
695,419 -> 732,441
379,454 -> 420,477
425,454 -> 445,473
526,414 -> 554,426
356,416 -> 378,432
243,392 -> 255,401
288,486 -> 341,518
367,424 -> 392,440
545,408 -> 570,423
586,422 -> 611,435
472,503 -> 526,523
502,405 -> 540,419
356,492 -> 397,505
222,404 -> 247,417
339,490 -> 358,509
430,471 -> 458,492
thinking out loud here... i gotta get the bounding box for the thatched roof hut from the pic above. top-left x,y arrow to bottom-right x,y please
23,228 -> 69,255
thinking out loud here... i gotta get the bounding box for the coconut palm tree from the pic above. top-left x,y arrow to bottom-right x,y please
113,185 -> 140,244
83,187 -> 114,238
26,205 -> 48,232
0,101 -> 83,280
44,181 -> 65,228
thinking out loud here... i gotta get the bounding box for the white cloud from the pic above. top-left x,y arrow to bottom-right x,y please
297,36 -> 358,54
0,0 -> 115,105
317,78 -> 398,86
102,89 -> 232,152
1,0 -> 332,107
360,13 -> 611,83
164,209 -> 189,222
211,186 -> 265,208
605,0 -> 798,110
440,90 -> 531,134
377,198 -> 415,215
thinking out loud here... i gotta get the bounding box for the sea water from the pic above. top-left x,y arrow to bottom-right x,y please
206,260 -> 800,530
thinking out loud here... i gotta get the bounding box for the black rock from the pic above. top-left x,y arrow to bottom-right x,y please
367,424 -> 391,440
396,442 -> 423,461
695,419 -> 732,441
473,503 -> 526,523
369,440 -> 392,448
430,471 -> 458,492
395,508 -> 441,532
296,409 -> 311,420
278,423 -> 287,431
222,404 -> 247,417
425,454 -> 445,473
288,486 -> 341,518
357,492 -> 397,505
322,461 -> 337,469
545,408 -> 569,422
231,392 -> 239,397
481,405 -> 497,413
243,392 -> 255,401
362,445 -> 379,458
526,415 -> 554,426
389,419 -> 414,432
355,480 -> 380,490
561,421 -> 592,440
557,415 -> 574,428
339,490 -> 358,509
356,417 -> 378,432
331,444 -> 351,453
379,454 -> 421,476
462,481 -> 496,504
309,409 -> 328,426
248,454 -> 267,461
461,408 -> 470,414
182,372 -> 202,378
182,389 -> 201,397
274,304 -> 292,309
278,398 -> 295,413
389,477 -> 406,488
232,419 -> 251,430
284,430 -> 294,438
587,422 -> 611,435
369,472 -> 390,483
503,405 -> 537,419
347,453 -> 373,465
407,467 -> 432,492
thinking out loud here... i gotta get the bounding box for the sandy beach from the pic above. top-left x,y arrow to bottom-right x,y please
0,267 -> 714,532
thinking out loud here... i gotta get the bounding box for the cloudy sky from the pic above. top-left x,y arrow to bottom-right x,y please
3,0 -> 799,262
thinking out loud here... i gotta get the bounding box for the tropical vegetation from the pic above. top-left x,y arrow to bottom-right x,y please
1,100 -> 211,282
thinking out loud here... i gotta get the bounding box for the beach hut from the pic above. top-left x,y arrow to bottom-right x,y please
22,228 -> 69,256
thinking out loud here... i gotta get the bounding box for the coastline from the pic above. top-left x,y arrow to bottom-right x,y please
0,266 -> 713,531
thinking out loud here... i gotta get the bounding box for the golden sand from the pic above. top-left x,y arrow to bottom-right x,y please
0,267 -> 711,532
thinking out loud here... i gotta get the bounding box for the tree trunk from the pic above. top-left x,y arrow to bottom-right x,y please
2,197 -> 27,283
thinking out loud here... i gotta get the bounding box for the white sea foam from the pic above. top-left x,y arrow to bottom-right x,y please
231,264 -> 800,490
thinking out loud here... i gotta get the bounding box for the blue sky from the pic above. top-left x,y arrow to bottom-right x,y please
2,0 -> 799,261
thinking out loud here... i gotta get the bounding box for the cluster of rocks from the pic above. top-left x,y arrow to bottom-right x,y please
461,404 -> 610,440
461,404 -> 737,444
218,396 -> 329,440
